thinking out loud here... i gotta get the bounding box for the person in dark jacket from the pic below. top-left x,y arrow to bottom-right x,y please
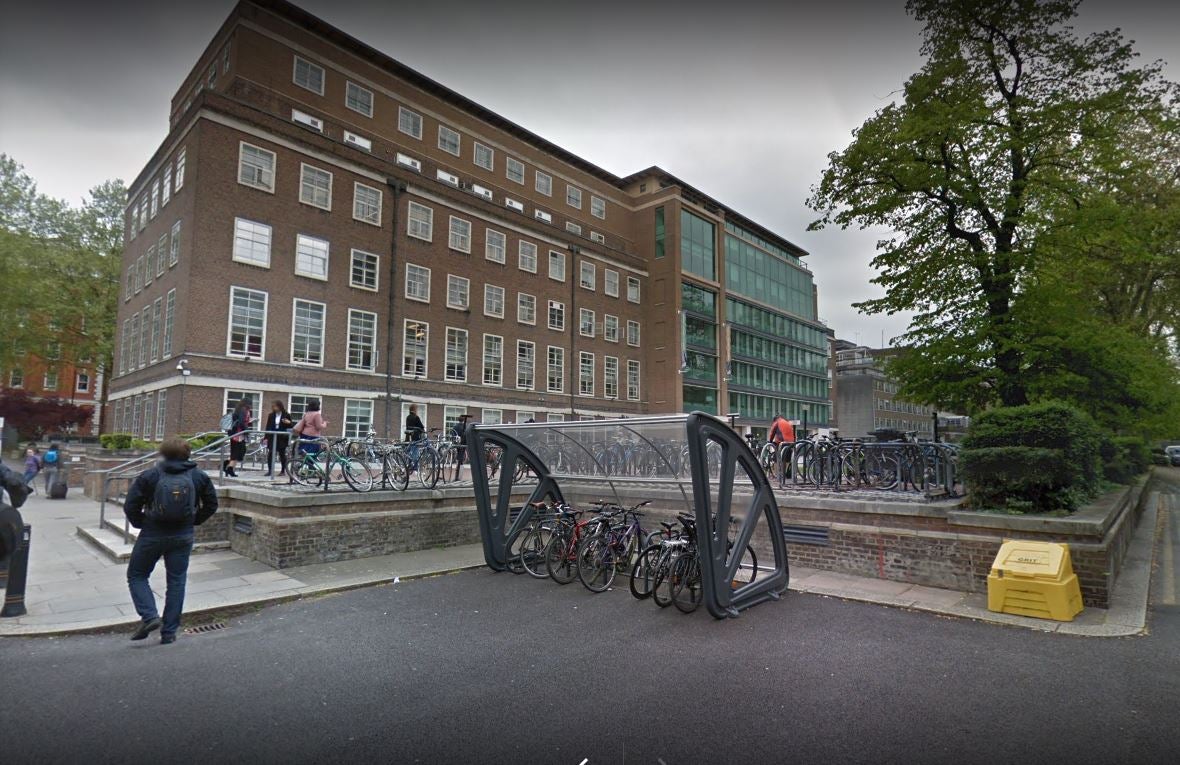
264,400 -> 293,477
223,399 -> 252,477
124,438 -> 218,643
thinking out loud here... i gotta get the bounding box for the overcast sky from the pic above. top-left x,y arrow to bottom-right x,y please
1,0 -> 1176,346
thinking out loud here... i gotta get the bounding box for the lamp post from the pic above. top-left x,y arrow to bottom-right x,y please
175,359 -> 190,435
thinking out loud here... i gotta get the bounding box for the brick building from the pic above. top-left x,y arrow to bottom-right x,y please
3,345 -> 101,437
106,0 -> 831,440
832,340 -> 936,439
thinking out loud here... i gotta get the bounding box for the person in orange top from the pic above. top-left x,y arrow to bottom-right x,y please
769,414 -> 795,445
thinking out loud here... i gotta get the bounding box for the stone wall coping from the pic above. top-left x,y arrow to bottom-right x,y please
217,484 -> 527,508
226,504 -> 473,525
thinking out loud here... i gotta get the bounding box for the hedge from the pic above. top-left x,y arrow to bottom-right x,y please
1103,436 -> 1151,484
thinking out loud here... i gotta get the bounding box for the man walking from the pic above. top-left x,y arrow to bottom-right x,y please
123,438 -> 218,643
41,442 -> 61,494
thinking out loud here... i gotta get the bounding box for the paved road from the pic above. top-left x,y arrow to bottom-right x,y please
2,560 -> 1179,765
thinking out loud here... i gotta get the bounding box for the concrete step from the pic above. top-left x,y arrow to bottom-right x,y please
77,521 -> 232,563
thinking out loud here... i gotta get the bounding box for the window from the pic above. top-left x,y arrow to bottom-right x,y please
345,81 -> 373,116
516,410 -> 535,424
547,413 -> 565,423
627,360 -> 641,400
150,298 -> 162,362
125,267 -> 133,301
627,276 -> 641,303
604,314 -> 619,343
162,166 -> 172,206
517,293 -> 536,325
299,164 -> 332,210
591,231 -> 605,244
43,370 -> 58,391
483,334 -> 503,386
446,275 -> 470,310
353,183 -> 382,225
157,234 -> 168,276
448,216 -> 471,253
516,341 -> 535,389
295,234 -> 329,280
484,284 -> 504,318
590,196 -> 606,220
485,229 -> 506,263
473,142 -> 494,170
402,320 -> 428,377
482,409 -> 503,425
169,221 -> 181,266
344,399 -> 374,439
293,55 -> 324,94
654,207 -> 665,258
288,394 -> 315,420
566,185 -> 582,209
604,269 -> 619,297
604,356 -> 619,399
518,241 -> 537,273
8,369 -> 22,388
150,181 -> 159,219
627,320 -> 641,347
119,319 -> 130,374
405,263 -> 431,302
579,352 -> 594,396
238,143 -> 275,191
144,247 -> 155,286
579,308 -> 595,338
407,201 -> 433,241
547,300 -> 564,331
228,287 -> 267,358
445,328 -> 468,382
549,250 -> 566,282
506,157 -> 525,184
76,370 -> 91,393
131,395 -> 141,434
175,149 -> 185,190
565,221 -> 581,236
580,261 -> 596,290
233,218 -> 271,267
223,391 -> 263,421
162,289 -> 175,358
443,405 -> 466,435
398,107 -> 422,139
438,125 -> 461,156
142,392 -> 154,440
347,309 -> 377,371
291,299 -> 325,365
155,391 -> 167,440
134,256 -> 143,293
535,171 -> 552,196
350,249 -> 379,291
547,347 -> 564,393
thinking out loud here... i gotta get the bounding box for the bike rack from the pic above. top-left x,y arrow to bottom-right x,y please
467,412 -> 790,619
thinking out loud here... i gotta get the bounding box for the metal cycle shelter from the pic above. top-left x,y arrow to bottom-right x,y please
467,412 -> 789,619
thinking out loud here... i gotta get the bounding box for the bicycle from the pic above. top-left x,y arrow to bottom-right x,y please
290,437 -> 374,492
575,501 -> 652,592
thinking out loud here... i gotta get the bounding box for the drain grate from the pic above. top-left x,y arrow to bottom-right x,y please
184,621 -> 228,635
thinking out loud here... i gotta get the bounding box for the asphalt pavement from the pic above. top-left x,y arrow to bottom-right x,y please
2,563 -> 1179,765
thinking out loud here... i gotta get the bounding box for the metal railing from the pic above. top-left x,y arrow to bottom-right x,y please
759,437 -> 961,498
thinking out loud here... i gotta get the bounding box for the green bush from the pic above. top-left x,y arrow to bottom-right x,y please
186,433 -> 222,450
960,401 -> 1103,513
100,433 -> 135,450
1153,453 -> 1171,466
1104,436 -> 1150,483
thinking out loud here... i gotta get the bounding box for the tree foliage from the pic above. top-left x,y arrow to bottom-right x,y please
0,388 -> 93,439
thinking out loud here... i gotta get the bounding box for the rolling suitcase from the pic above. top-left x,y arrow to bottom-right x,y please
49,480 -> 68,499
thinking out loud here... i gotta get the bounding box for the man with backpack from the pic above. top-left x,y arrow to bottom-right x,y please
123,437 -> 219,643
41,442 -> 61,495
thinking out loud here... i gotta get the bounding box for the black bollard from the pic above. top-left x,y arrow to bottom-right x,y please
1,523 -> 31,618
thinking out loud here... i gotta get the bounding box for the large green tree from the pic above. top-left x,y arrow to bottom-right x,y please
808,0 -> 1178,414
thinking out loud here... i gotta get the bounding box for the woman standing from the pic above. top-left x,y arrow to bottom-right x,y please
22,448 -> 41,494
264,400 -> 293,477
223,399 -> 253,477
292,400 -> 328,456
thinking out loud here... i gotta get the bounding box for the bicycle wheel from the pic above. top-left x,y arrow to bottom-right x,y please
651,553 -> 676,608
505,525 -> 530,575
384,452 -> 410,492
341,456 -> 375,492
730,544 -> 758,588
416,449 -> 440,489
577,537 -> 616,592
671,555 -> 702,613
544,529 -> 578,585
520,525 -> 552,579
629,544 -> 662,600
290,454 -> 323,488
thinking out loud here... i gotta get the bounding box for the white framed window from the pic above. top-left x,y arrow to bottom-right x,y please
590,196 -> 606,219
293,55 -> 325,94
124,267 -> 133,301
228,286 -> 267,358
547,413 -> 565,423
516,410 -> 535,423
517,293 -> 536,325
402,320 -> 428,377
150,298 -> 162,363
535,171 -> 552,196
150,180 -> 159,219
438,125 -> 461,156
162,289 -> 176,358
485,229 -> 506,263
291,299 -> 326,366
295,234 -> 329,280
299,164 -> 332,210
407,201 -> 433,241
444,405 -> 466,435
162,166 -> 172,206
292,109 -> 323,131
345,81 -> 374,117
627,276 -> 641,303
591,231 -> 606,244
175,148 -> 185,191
549,250 -> 566,282
119,319 -> 130,374
232,218 -> 271,267
289,394 -> 315,420
604,314 -> 619,343
547,300 -> 564,331
344,399 -> 374,439
473,142 -> 494,171
353,183 -> 382,225
506,157 -> 525,184
405,263 -> 431,302
483,334 -> 503,386
579,352 -> 594,396
134,255 -> 143,293
350,249 -> 379,291
627,360 -> 641,400
484,284 -> 505,318
238,142 -> 275,192
627,320 -> 641,347
580,261 -> 596,290
128,312 -> 139,369
604,269 -> 619,297
448,216 -> 471,253
347,309 -> 378,371
446,274 -> 470,310
604,356 -> 619,399
445,327 -> 468,382
579,308 -> 595,338
169,221 -> 181,266
8,369 -> 22,388
157,234 -> 168,276
516,341 -> 535,390
547,346 -> 564,393
566,185 -> 582,209
398,106 -> 423,139
155,390 -> 167,440
565,221 -> 582,236
482,408 -> 503,425
74,371 -> 91,393
144,246 -> 155,286
519,241 -> 538,273
143,392 -> 154,440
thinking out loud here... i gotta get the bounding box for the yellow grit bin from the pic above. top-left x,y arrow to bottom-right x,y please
987,540 -> 1084,622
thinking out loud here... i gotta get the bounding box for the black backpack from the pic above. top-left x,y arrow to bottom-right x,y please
150,471 -> 197,524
